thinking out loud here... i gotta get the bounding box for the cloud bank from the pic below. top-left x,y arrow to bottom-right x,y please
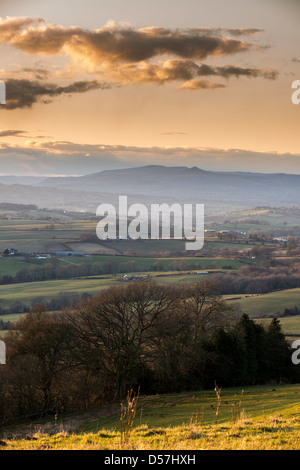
0,139 -> 298,176
0,17 -> 278,108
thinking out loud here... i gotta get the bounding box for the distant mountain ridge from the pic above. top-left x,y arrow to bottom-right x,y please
38,165 -> 300,207
0,165 -> 299,212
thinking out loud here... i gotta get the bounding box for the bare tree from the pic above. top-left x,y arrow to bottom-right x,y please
7,305 -> 74,414
68,282 -> 177,399
179,280 -> 235,341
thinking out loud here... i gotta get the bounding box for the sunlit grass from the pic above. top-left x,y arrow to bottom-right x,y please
2,384 -> 300,450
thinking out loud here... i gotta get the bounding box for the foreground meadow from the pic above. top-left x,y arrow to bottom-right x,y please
1,384 -> 300,450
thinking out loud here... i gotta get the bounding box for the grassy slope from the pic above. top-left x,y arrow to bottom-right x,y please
0,277 -> 116,309
2,384 -> 300,450
228,289 -> 300,319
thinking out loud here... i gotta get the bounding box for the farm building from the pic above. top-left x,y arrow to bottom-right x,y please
3,248 -> 19,256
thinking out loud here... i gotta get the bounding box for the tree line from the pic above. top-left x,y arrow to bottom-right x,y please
1,256 -> 300,294
212,261 -> 300,296
0,280 -> 298,425
0,258 -> 199,285
1,259 -> 300,320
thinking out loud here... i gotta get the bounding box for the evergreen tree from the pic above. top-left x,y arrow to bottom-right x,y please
265,318 -> 291,382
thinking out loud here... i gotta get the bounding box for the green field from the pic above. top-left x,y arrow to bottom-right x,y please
0,270 -> 216,311
2,384 -> 300,450
0,277 -> 115,309
227,289 -> 300,319
0,205 -> 293,260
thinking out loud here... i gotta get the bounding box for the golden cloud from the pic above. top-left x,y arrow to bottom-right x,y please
0,17 -> 255,64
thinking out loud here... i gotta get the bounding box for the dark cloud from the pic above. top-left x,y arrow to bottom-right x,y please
21,67 -> 51,80
3,78 -> 113,109
112,59 -> 278,85
226,28 -> 263,37
0,129 -> 50,138
0,129 -> 26,137
206,64 -> 278,80
78,28 -> 252,63
0,18 -> 255,64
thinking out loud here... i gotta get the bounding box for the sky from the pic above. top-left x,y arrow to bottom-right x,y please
0,0 -> 299,176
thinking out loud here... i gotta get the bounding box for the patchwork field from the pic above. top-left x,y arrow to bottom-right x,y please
0,206 -> 299,340
0,208 -> 271,257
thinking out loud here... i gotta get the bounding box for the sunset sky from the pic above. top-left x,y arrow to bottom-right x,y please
0,0 -> 299,176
